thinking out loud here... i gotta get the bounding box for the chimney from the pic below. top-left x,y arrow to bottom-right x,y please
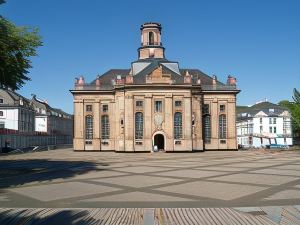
184,70 -> 191,84
227,75 -> 236,86
197,78 -> 201,85
74,78 -> 79,85
126,75 -> 133,84
78,76 -> 85,85
95,75 -> 101,86
212,75 -> 217,86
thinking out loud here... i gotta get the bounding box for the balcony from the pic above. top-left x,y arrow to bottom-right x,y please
201,85 -> 239,91
141,42 -> 162,46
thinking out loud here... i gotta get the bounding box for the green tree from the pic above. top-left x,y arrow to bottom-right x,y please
279,88 -> 300,135
0,5 -> 42,90
293,88 -> 300,104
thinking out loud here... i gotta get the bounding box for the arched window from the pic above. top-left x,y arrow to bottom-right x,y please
85,115 -> 93,140
174,112 -> 182,139
219,114 -> 227,139
101,115 -> 110,139
135,112 -> 143,139
149,32 -> 154,45
204,115 -> 211,143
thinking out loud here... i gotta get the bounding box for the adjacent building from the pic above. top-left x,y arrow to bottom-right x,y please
237,101 -> 293,148
0,88 -> 35,132
31,95 -> 73,135
0,88 -> 73,136
71,22 -> 240,152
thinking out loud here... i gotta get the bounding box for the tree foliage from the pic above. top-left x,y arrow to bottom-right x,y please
279,88 -> 300,134
293,88 -> 300,104
0,13 -> 42,90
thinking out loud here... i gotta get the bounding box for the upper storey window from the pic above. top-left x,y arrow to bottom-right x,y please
0,99 -> 3,104
175,101 -> 182,107
103,105 -> 108,113
155,101 -> 162,112
86,105 -> 92,112
203,104 -> 209,115
220,105 -> 225,113
149,32 -> 154,45
136,101 -> 143,107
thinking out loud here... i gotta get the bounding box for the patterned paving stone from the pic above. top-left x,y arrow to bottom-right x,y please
209,173 -> 298,186
152,169 -> 229,179
9,182 -> 121,201
251,168 -> 300,177
275,165 -> 300,171
112,166 -> 171,173
92,175 -> 182,188
223,162 -> 282,168
156,181 -> 267,200
194,166 -> 247,172
265,189 -> 300,200
69,170 -> 129,180
81,191 -> 194,202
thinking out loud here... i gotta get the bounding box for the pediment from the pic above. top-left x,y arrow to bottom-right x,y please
255,111 -> 268,117
279,110 -> 290,117
146,66 -> 172,84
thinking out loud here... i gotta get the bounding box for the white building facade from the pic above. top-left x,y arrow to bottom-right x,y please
0,89 -> 35,132
237,102 -> 293,148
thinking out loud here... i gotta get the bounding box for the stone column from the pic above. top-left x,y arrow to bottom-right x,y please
227,97 -> 237,149
93,100 -> 101,150
211,97 -> 219,149
115,92 -> 125,152
192,96 -> 203,150
124,93 -> 134,151
73,100 -> 84,150
144,94 -> 152,151
184,94 -> 192,151
110,100 -> 116,150
164,93 -> 173,151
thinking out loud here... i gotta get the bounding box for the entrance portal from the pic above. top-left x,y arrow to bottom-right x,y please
154,134 -> 165,151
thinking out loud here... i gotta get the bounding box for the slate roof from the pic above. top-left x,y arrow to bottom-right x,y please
32,95 -> 72,118
90,58 -> 226,90
0,87 -> 32,108
237,102 -> 288,118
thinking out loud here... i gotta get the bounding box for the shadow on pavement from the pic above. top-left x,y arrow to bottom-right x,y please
0,209 -> 99,225
0,159 -> 109,189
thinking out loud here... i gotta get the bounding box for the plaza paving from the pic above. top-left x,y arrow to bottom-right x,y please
0,148 -> 300,208
0,149 -> 300,224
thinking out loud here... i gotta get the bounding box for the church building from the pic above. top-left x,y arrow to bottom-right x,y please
70,22 -> 240,152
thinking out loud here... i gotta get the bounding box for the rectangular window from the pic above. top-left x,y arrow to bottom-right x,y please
155,101 -> 162,112
135,112 -> 143,139
273,118 -> 276,124
269,118 -> 272,124
86,105 -> 92,112
102,105 -> 108,113
175,101 -> 182,107
220,105 -> 225,112
219,115 -> 227,139
260,125 -> 263,133
136,101 -> 143,107
0,99 -> 3,104
274,127 -> 277,133
204,115 -> 211,143
85,115 -> 93,141
0,111 -> 3,117
174,112 -> 182,139
101,115 -> 110,139
203,104 -> 209,114
0,122 -> 4,128
269,127 -> 272,133
260,118 -> 263,124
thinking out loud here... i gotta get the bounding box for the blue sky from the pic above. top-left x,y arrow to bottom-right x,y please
1,0 -> 300,113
